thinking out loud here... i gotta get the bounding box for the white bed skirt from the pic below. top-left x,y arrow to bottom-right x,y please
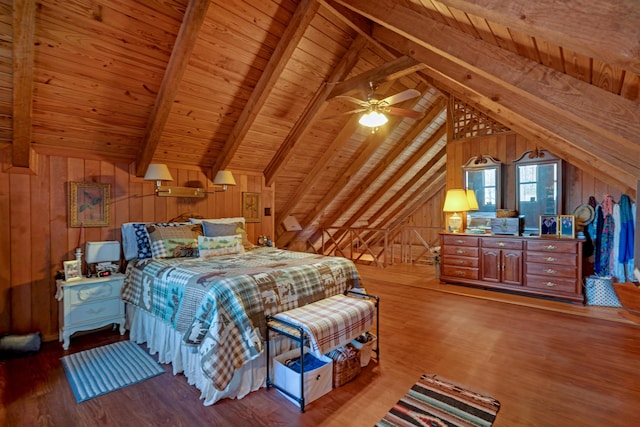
127,304 -> 292,406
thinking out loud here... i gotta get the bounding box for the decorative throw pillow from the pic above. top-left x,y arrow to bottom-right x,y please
202,221 -> 238,237
146,224 -> 203,258
198,234 -> 244,258
131,222 -> 188,259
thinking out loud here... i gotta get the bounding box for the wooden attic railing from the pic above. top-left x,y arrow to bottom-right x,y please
312,225 -> 441,267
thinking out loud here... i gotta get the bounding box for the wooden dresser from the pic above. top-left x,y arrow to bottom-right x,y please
440,233 -> 584,303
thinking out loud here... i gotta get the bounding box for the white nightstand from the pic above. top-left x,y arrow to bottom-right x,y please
56,273 -> 126,350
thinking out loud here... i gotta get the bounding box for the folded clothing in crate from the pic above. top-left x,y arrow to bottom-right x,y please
284,352 -> 328,373
326,344 -> 361,387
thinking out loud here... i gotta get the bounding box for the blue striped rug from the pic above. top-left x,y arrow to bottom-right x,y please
61,340 -> 165,403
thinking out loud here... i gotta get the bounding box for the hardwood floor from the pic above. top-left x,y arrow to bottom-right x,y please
2,264 -> 639,426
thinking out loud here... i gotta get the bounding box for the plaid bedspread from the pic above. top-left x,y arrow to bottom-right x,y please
272,294 -> 375,355
121,247 -> 361,390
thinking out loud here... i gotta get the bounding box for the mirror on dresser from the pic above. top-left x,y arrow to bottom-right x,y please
514,149 -> 563,235
463,155 -> 502,226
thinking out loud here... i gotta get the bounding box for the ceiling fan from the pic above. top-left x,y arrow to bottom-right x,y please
334,82 -> 424,128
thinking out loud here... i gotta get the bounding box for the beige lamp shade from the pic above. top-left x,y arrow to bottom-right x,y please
443,189 -> 470,212
213,170 -> 236,186
466,189 -> 479,211
143,164 -> 174,182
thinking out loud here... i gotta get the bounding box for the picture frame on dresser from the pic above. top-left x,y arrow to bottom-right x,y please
559,215 -> 575,238
539,215 -> 558,236
63,260 -> 81,281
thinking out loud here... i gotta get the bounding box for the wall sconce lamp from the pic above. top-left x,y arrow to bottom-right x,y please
144,164 -> 236,197
443,189 -> 470,233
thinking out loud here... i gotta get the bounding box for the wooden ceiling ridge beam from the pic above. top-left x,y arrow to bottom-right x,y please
211,0 -> 321,177
263,35 -> 368,187
437,0 -> 640,76
345,0 -> 640,160
327,56 -> 426,99
11,0 -> 36,171
134,0 -> 211,177
375,28 -> 638,195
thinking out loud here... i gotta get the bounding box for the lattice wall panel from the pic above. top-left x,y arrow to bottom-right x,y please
451,98 -> 511,140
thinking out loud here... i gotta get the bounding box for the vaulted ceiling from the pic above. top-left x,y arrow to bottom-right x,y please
2,0 -> 639,247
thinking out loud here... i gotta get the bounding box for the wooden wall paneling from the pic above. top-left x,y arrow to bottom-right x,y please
127,162 -> 144,223
0,148 -> 11,333
31,155 -> 51,336
9,171 -> 31,333
49,156 -> 67,338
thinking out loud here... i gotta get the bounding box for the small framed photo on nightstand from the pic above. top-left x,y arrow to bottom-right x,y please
63,260 -> 81,282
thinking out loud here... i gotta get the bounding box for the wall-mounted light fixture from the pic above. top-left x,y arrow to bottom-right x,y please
144,163 -> 236,197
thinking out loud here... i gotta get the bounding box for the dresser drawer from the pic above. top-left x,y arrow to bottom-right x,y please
442,246 -> 479,257
481,238 -> 523,250
442,255 -> 479,268
68,281 -> 122,305
526,251 -> 577,266
67,299 -> 123,325
526,274 -> 578,294
526,240 -> 578,253
442,266 -> 479,280
526,262 -> 577,279
442,235 -> 479,247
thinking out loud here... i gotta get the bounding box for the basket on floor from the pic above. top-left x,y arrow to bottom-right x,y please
584,275 -> 621,307
325,344 -> 361,387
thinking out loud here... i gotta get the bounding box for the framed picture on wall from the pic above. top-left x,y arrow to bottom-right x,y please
242,192 -> 261,223
69,182 -> 111,227
539,215 -> 558,236
559,215 -> 575,238
63,260 -> 82,282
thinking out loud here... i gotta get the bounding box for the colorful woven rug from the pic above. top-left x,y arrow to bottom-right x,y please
376,374 -> 500,427
61,340 -> 165,403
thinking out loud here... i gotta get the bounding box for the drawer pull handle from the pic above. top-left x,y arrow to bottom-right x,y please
455,270 -> 465,276
545,282 -> 557,287
456,260 -> 465,265
87,307 -> 106,314
546,257 -> 556,262
498,242 -> 505,247
545,245 -> 557,250
455,249 -> 466,255
455,239 -> 464,244
546,269 -> 556,274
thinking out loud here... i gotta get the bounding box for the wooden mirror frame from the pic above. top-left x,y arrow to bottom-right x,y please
463,155 -> 502,216
514,149 -> 563,235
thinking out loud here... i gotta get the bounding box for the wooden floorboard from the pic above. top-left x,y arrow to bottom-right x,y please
2,263 -> 639,426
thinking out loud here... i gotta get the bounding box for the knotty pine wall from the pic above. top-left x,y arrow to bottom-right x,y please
0,150 -> 274,340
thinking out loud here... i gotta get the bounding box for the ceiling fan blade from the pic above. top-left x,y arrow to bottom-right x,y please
321,107 -> 368,120
333,95 -> 369,107
384,106 -> 424,120
379,88 -> 421,106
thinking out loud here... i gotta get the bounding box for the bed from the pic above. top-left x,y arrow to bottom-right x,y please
120,218 -> 363,405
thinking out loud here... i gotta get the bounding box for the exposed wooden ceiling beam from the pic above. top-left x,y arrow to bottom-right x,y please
11,0 -> 36,170
135,0 -> 211,177
327,56 -> 425,98
376,27 -> 638,196
437,0 -> 640,75
211,0 -> 320,177
263,35 -> 368,187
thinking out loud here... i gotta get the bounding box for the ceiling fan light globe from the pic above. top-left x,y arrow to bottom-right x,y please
359,111 -> 388,127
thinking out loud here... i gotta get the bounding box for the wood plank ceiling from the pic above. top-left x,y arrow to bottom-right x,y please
2,0 -> 639,248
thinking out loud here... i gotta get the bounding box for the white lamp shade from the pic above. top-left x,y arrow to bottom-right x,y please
466,189 -> 479,211
359,111 -> 388,127
443,189 -> 470,212
86,241 -> 121,264
144,164 -> 174,182
214,170 -> 236,186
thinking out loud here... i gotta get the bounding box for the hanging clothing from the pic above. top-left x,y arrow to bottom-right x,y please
596,195 -> 615,276
618,194 -> 635,265
594,205 -> 604,274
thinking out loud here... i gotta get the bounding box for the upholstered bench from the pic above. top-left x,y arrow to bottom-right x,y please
266,289 -> 379,412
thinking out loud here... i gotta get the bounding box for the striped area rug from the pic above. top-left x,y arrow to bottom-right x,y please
61,340 -> 165,403
376,374 -> 500,427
